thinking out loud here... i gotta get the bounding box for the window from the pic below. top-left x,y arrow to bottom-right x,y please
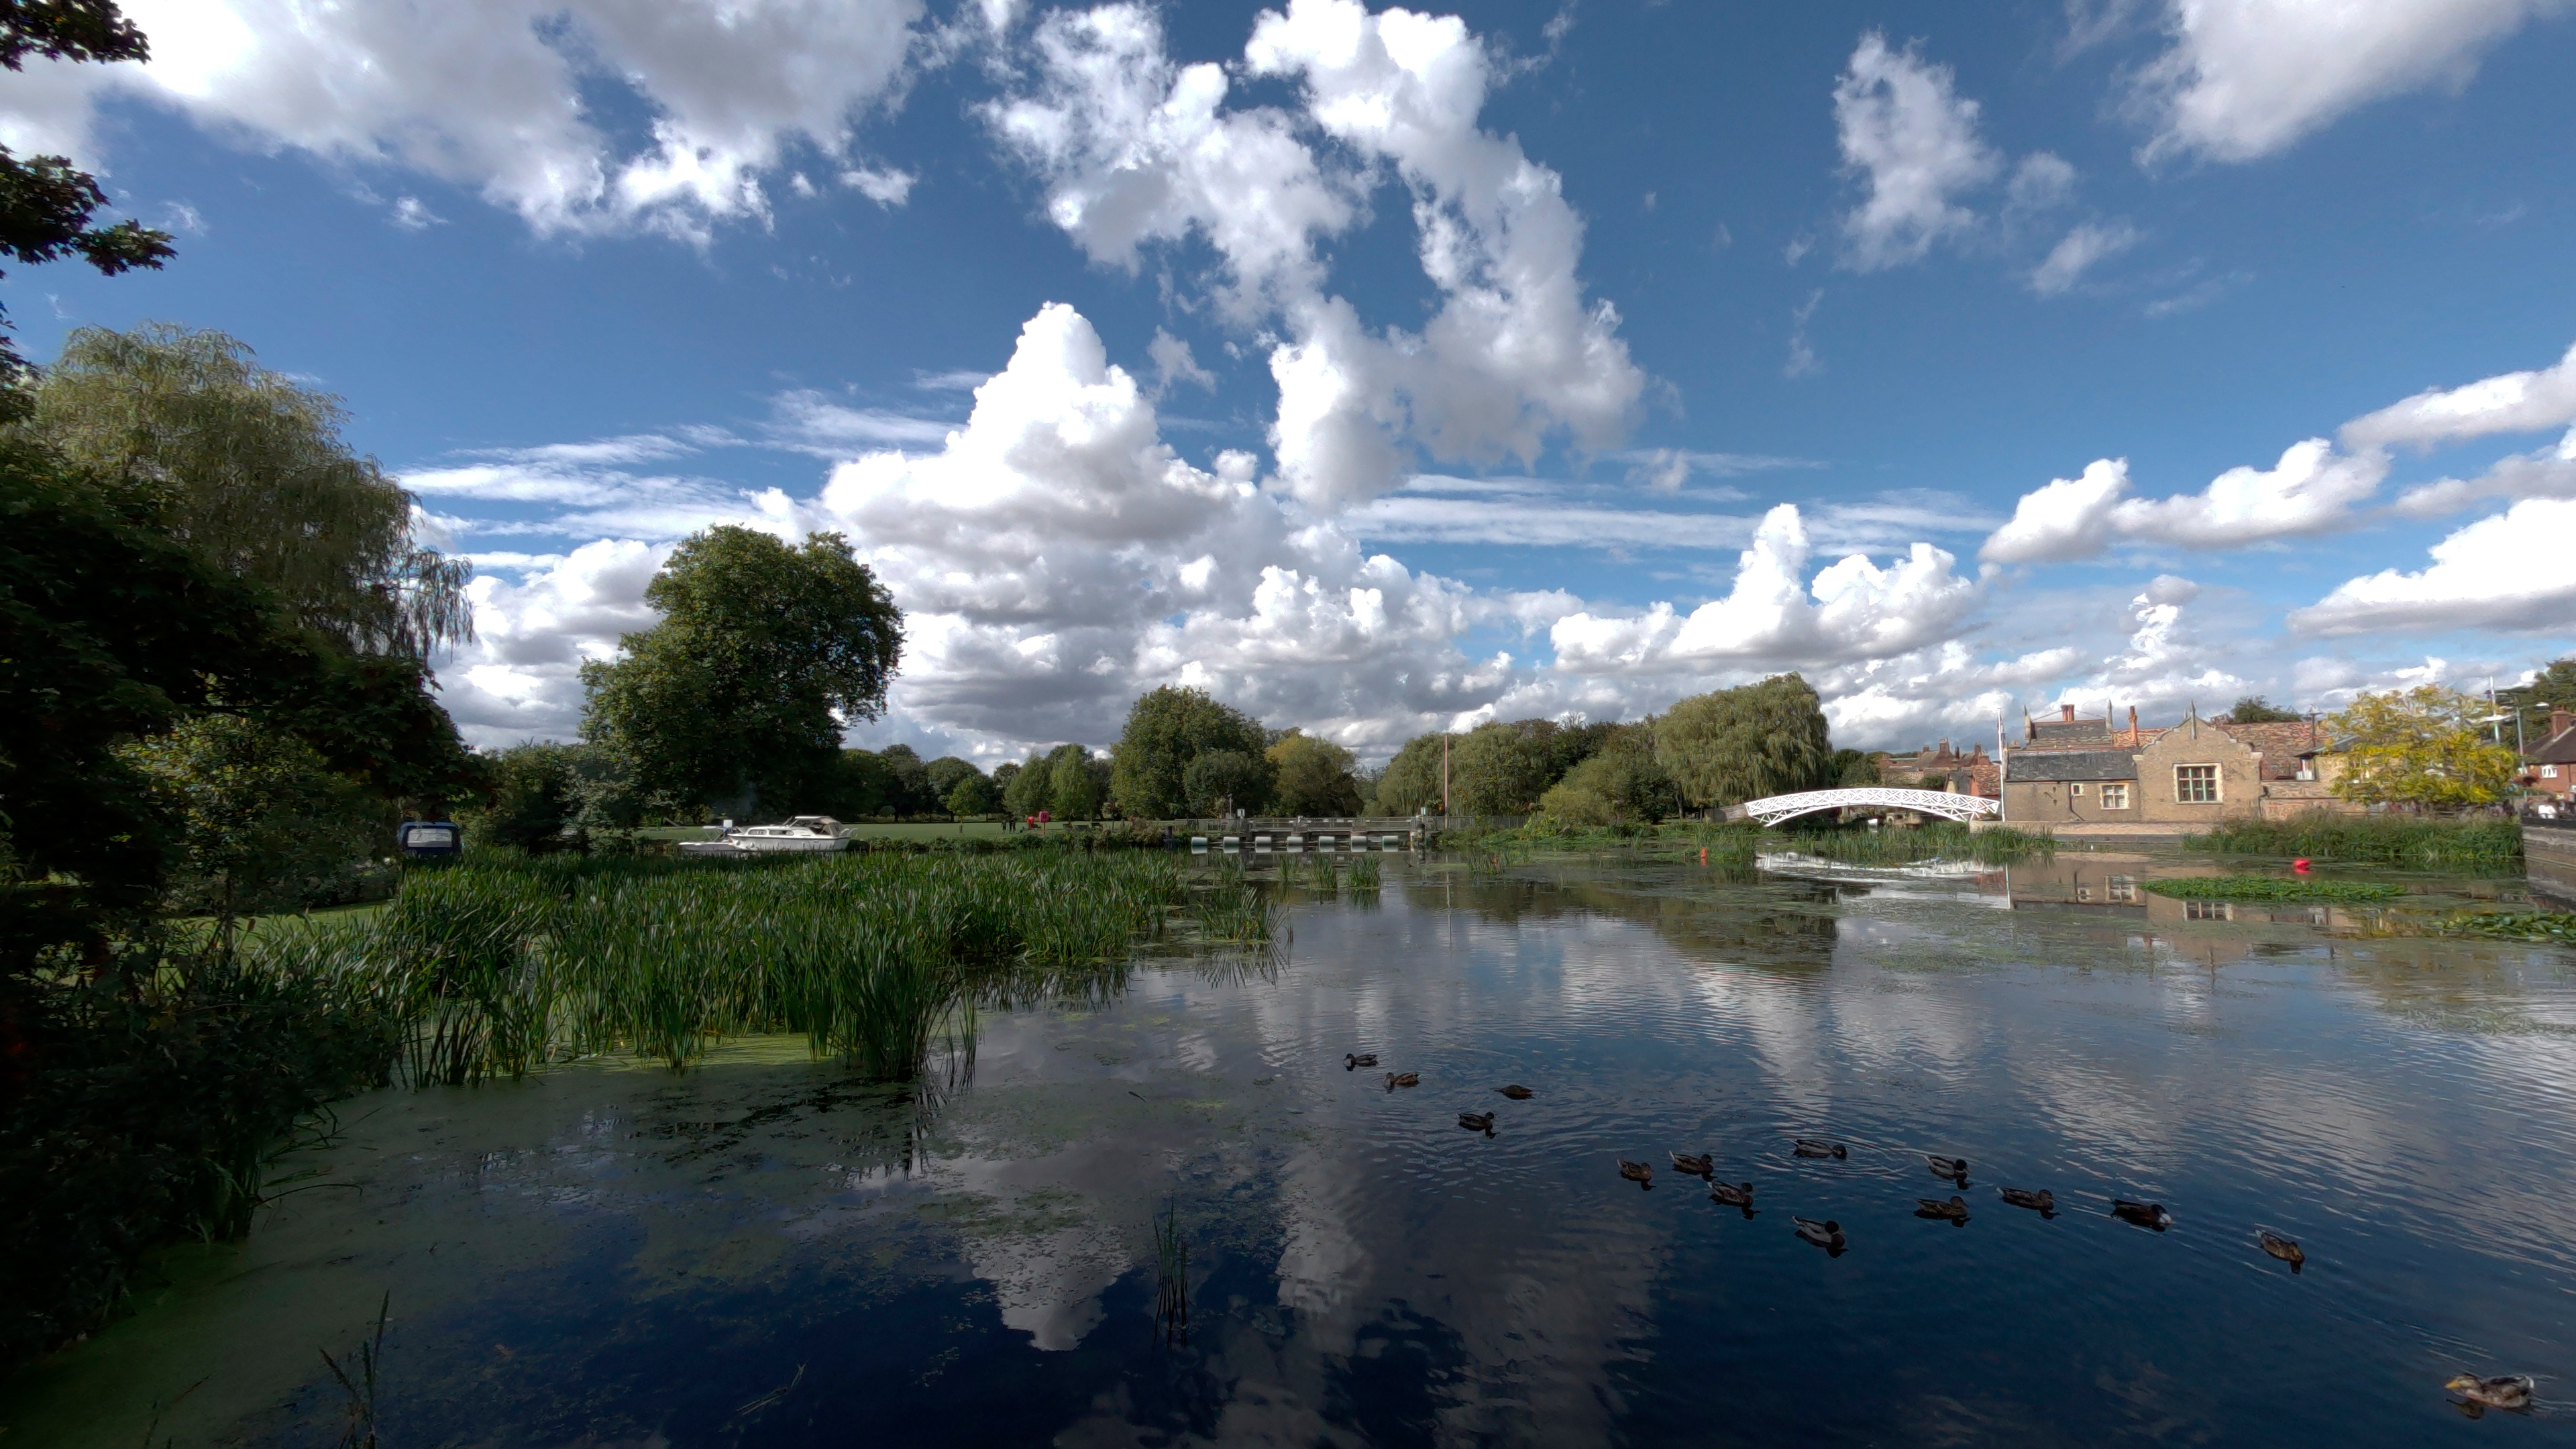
2108,874 -> 2137,902
2546,765 -> 2561,780
2185,898 -> 2233,921
2070,782 -> 2085,796
2174,764 -> 2221,803
2100,784 -> 2131,810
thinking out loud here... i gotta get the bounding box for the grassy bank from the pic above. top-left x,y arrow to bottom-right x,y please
2186,816 -> 2520,868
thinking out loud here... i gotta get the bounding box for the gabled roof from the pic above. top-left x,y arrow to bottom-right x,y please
2212,720 -> 2326,780
2004,749 -> 2138,782
2529,725 -> 2576,765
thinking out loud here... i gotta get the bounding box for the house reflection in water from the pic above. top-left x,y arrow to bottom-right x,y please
1986,853 -> 2353,932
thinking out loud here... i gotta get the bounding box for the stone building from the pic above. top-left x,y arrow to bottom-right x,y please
2000,709 -> 2355,824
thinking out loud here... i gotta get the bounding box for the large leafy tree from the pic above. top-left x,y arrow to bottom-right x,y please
1536,725 -> 1676,826
582,527 -> 902,814
2330,686 -> 2518,809
2498,658 -> 2576,746
1,441 -> 478,947
1267,730 -> 1361,816
1183,750 -> 1271,817
1654,674 -> 1836,812
1375,733 -> 1448,814
121,716 -> 387,944
1109,686 -> 1270,820
1448,720 -> 1565,816
27,325 -> 472,659
0,3 -> 174,384
1044,744 -> 1109,820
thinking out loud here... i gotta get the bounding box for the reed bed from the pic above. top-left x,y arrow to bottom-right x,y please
2187,816 -> 2520,868
245,849 -> 1212,1084
2145,874 -> 2404,903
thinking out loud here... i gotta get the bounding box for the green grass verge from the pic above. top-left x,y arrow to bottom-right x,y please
2145,874 -> 2404,903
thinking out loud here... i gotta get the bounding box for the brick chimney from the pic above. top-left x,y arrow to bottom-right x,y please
2553,708 -> 2574,742
2059,703 -> 2077,723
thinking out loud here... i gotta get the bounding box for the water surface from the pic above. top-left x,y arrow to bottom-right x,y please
9,848 -> 2573,1446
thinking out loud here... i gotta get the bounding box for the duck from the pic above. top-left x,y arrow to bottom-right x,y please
1458,1111 -> 1496,1134
1384,1071 -> 1419,1090
1998,1187 -> 2055,1216
1914,1195 -> 1970,1222
1617,1159 -> 1654,1189
1344,1053 -> 1378,1070
2445,1375 -> 2533,1412
2110,1199 -> 2173,1231
1792,1216 -> 1847,1252
1495,1083 -> 1535,1100
1925,1154 -> 1970,1180
2257,1229 -> 2305,1272
1792,1138 -> 1849,1159
1668,1151 -> 1715,1178
1709,1181 -> 1756,1208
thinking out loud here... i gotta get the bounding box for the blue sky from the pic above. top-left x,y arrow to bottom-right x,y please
7,0 -> 2575,761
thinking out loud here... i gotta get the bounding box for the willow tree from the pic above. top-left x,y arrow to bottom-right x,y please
1654,674 -> 1836,812
27,325 -> 470,659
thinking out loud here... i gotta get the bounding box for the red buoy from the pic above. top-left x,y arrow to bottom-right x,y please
2292,857 -> 2311,873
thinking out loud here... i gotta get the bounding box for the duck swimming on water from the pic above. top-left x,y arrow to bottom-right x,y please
1617,1159 -> 1654,1189
2446,1375 -> 2533,1413
1793,1138 -> 1848,1159
1792,1216 -> 1847,1252
1915,1195 -> 1969,1223
1458,1112 -> 1495,1134
2111,1199 -> 2173,1231
1998,1187 -> 2055,1216
1925,1155 -> 1969,1181
2258,1229 -> 2305,1272
1384,1071 -> 1419,1090
1669,1151 -> 1715,1178
1495,1084 -> 1534,1100
1709,1181 -> 1755,1208
1344,1053 -> 1377,1070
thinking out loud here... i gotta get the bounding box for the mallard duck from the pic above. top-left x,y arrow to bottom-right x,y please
1792,1216 -> 1846,1251
1458,1111 -> 1496,1134
1792,1138 -> 1848,1159
1669,1151 -> 1715,1177
1345,1053 -> 1378,1070
2257,1229 -> 2305,1271
1384,1071 -> 1419,1090
1998,1187 -> 2055,1215
1709,1181 -> 1755,1208
1495,1083 -> 1534,1100
1925,1154 -> 1969,1180
1617,1159 -> 1654,1188
2110,1199 -> 2172,1230
1915,1195 -> 1969,1222
2446,1374 -> 2533,1411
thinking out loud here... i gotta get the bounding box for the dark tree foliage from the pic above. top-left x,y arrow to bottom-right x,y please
582,527 -> 902,814
1,443 -> 477,946
1267,731 -> 1361,816
1110,686 -> 1269,820
2497,659 -> 2576,745
1446,719 -> 1569,816
944,773 -> 1000,818
924,755 -> 983,805
0,2 -> 172,381
1002,750 -> 1054,818
2225,696 -> 2304,723
1046,745 -> 1110,820
1654,674 -> 1837,811
470,743 -> 582,851
1183,749 -> 1273,817
876,745 -> 936,817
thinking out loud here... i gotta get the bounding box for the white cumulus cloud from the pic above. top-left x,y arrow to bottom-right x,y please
1831,32 -> 2000,271
3,0 -> 928,239
2131,0 -> 2567,164
2291,498 -> 2576,637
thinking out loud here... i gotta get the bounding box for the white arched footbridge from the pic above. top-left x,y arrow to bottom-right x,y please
1735,788 -> 2002,826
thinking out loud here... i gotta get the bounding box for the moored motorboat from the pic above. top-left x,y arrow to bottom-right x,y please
681,816 -> 849,855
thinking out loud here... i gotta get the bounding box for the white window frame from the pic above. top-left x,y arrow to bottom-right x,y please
2545,765 -> 2561,780
2070,782 -> 2085,796
2100,784 -> 2131,810
2174,763 -> 2222,804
